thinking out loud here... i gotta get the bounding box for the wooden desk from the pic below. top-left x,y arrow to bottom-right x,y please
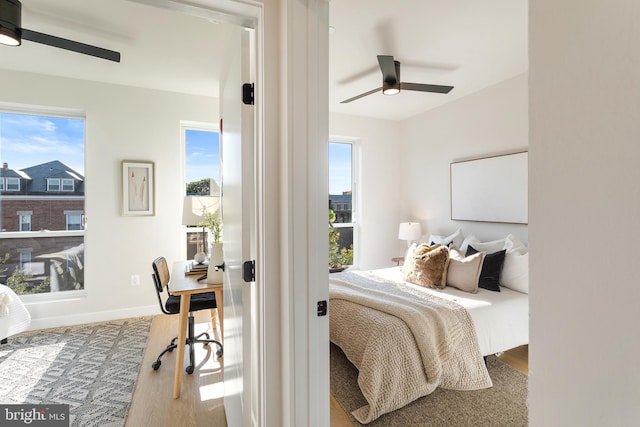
170,261 -> 223,399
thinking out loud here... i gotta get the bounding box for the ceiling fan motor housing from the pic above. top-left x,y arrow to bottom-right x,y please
0,0 -> 22,46
383,60 -> 401,95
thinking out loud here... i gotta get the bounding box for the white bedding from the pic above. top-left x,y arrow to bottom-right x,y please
366,267 -> 529,356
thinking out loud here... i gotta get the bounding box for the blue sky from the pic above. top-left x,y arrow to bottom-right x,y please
0,112 -> 85,174
1,112 -> 344,194
185,129 -> 220,185
329,142 -> 352,195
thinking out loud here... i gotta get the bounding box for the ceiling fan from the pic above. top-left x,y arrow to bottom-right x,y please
340,55 -> 453,103
0,0 -> 120,62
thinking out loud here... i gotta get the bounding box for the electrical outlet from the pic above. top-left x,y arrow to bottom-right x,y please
130,274 -> 140,286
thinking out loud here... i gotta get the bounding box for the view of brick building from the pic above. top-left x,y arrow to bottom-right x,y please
0,160 -> 85,294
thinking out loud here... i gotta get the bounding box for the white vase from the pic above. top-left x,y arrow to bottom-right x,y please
207,242 -> 224,285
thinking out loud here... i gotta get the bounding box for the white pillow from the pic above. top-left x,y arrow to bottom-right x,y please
404,242 -> 417,261
446,246 -> 484,293
429,229 -> 464,249
465,236 -> 506,254
501,251 -> 529,294
505,234 -> 528,254
459,233 -> 477,254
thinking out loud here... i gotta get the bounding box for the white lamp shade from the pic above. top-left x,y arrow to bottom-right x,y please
182,196 -> 220,226
398,222 -> 422,241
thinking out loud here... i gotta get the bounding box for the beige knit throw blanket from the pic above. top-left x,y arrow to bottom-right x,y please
330,270 -> 492,424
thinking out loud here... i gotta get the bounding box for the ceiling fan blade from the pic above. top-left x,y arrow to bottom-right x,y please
400,82 -> 453,94
377,55 -> 398,83
340,87 -> 382,104
21,29 -> 120,62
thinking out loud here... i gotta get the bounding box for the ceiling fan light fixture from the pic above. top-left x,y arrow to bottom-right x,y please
0,0 -> 21,46
382,80 -> 400,96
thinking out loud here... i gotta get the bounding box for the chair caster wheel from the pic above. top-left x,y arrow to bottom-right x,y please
152,361 -> 161,370
186,365 -> 194,375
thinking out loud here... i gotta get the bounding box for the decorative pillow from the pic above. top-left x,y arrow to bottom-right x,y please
428,229 -> 464,250
464,236 -> 506,254
501,251 -> 529,294
446,246 -> 485,293
459,233 -> 477,254
404,242 -> 418,262
466,245 -> 506,292
505,234 -> 528,255
403,244 -> 450,289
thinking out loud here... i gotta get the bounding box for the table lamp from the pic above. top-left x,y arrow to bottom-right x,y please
398,222 -> 422,247
182,196 -> 220,264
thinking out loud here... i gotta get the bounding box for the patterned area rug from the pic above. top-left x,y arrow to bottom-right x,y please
331,343 -> 528,426
0,316 -> 152,427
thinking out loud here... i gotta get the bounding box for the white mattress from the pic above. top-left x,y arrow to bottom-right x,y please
368,267 -> 529,356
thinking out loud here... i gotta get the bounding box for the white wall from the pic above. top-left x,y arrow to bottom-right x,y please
0,69 -> 218,329
330,113 -> 403,270
530,2 -> 640,425
399,74 -> 529,253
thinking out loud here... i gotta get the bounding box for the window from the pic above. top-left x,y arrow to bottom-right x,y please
65,211 -> 83,230
0,179 -> 4,191
18,211 -> 32,232
182,123 -> 221,259
62,179 -> 74,191
329,139 -> 358,268
5,177 -> 19,191
47,178 -> 60,191
18,248 -> 32,272
0,109 -> 85,296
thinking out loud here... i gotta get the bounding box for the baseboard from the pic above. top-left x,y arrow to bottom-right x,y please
28,305 -> 160,331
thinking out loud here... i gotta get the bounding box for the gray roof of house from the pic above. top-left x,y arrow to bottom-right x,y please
20,160 -> 85,193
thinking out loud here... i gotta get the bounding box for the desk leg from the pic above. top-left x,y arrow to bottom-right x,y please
214,288 -> 224,342
173,294 -> 190,399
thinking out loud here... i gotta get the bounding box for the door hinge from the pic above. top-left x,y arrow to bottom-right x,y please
242,83 -> 254,105
242,260 -> 256,283
317,300 -> 327,317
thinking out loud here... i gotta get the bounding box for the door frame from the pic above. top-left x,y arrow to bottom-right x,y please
129,1 -> 330,426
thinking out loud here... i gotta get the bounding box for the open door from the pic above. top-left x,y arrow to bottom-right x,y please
219,26 -> 257,426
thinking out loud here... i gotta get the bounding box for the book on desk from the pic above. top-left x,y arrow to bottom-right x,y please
184,260 -> 209,276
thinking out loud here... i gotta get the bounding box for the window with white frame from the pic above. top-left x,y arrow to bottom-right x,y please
47,178 -> 60,191
65,211 -> 83,230
0,109 -> 85,296
329,139 -> 358,268
5,177 -> 19,191
182,122 -> 221,260
18,211 -> 32,231
62,179 -> 74,191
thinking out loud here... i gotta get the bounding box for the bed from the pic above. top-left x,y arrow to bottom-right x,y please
329,263 -> 529,424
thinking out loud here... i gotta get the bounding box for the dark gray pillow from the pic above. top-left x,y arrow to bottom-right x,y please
466,245 -> 506,292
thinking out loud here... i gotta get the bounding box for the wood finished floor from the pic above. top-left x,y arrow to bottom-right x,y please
128,315 -> 528,427
126,311 -> 226,427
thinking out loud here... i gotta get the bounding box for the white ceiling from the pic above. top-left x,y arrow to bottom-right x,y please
0,0 -> 528,121
0,0 -> 233,98
329,0 -> 528,120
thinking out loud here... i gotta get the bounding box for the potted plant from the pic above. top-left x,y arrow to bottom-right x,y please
200,210 -> 223,284
329,209 -> 353,272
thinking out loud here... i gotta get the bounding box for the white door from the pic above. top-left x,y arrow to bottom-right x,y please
220,27 -> 257,426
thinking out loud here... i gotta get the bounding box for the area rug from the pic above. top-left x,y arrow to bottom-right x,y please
0,316 -> 153,427
330,343 -> 528,426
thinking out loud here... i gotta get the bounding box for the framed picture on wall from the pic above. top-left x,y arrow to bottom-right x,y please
450,151 -> 528,224
122,160 -> 155,216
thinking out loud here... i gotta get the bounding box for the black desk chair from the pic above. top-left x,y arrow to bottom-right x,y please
151,256 -> 223,374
